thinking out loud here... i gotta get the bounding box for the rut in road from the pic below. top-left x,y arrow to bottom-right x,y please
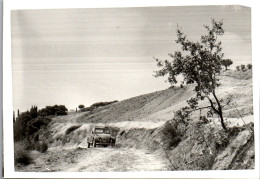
64,147 -> 170,172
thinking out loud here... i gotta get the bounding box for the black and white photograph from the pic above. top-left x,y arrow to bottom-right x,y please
3,1 -> 260,178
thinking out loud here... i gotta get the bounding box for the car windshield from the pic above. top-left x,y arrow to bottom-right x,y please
95,128 -> 110,134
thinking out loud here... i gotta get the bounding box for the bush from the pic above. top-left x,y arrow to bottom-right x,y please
14,108 -> 52,142
14,142 -> 33,166
35,141 -> 48,153
14,111 -> 32,141
162,121 -> 182,149
65,125 -> 81,135
90,100 -> 118,109
236,66 -> 240,71
38,105 -> 68,117
27,117 -> 51,136
78,104 -> 85,109
241,64 -> 246,71
15,150 -> 33,166
247,64 -> 252,70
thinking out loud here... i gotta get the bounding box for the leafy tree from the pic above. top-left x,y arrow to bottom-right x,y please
220,59 -> 233,70
236,66 -> 240,71
154,19 -> 229,131
30,105 -> 38,119
247,64 -> 252,70
38,105 -> 68,116
78,104 -> 85,109
240,64 -> 246,71
14,111 -> 32,141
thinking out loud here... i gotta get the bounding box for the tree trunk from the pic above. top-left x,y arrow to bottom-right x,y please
212,91 -> 228,131
219,111 -> 227,131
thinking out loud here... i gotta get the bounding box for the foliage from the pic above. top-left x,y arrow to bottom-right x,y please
161,108 -> 191,149
38,105 -> 68,117
30,105 -> 38,119
220,59 -> 233,70
14,111 -> 32,141
81,100 -> 118,112
14,105 -> 54,142
236,66 -> 240,71
65,125 -> 82,134
78,104 -> 85,109
26,117 -> 52,136
14,142 -> 33,166
35,141 -> 48,153
240,64 -> 246,71
154,19 -> 228,130
14,112 -> 51,142
90,100 -> 118,109
247,64 -> 252,70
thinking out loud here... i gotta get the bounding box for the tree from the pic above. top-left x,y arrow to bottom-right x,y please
30,105 -> 38,119
240,64 -> 246,71
154,19 -> 229,131
220,59 -> 233,70
78,104 -> 85,110
247,64 -> 252,70
38,105 -> 68,117
236,66 -> 240,71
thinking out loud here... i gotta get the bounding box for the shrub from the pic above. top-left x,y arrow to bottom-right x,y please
241,64 -> 246,71
162,121 -> 182,149
65,125 -> 81,135
161,108 -> 191,150
236,66 -> 240,71
14,111 -> 32,141
247,64 -> 252,70
14,109 -> 52,142
40,142 -> 48,153
90,100 -> 118,109
14,149 -> 33,165
35,141 -> 48,153
35,142 -> 41,151
30,105 -> 38,119
78,104 -> 85,109
27,117 -> 51,136
38,105 -> 68,117
14,142 -> 33,166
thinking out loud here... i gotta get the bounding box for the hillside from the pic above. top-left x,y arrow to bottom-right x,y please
16,70 -> 254,171
53,69 -> 253,125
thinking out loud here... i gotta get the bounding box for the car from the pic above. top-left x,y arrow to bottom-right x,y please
87,126 -> 116,148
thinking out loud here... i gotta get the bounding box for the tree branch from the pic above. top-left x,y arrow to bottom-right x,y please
186,106 -> 212,112
206,96 -> 219,114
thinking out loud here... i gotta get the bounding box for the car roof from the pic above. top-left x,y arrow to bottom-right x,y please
93,126 -> 109,129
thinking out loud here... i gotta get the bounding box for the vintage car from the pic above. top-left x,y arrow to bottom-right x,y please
87,126 -> 116,147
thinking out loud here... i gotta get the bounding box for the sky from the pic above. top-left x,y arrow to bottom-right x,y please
11,5 -> 251,112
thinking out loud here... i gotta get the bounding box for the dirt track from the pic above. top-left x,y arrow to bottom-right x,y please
65,147 -> 169,172
16,146 -> 170,172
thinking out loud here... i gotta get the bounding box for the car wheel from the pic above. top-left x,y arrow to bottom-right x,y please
93,140 -> 96,147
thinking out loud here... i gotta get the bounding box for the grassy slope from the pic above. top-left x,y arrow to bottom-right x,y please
71,69 -> 253,124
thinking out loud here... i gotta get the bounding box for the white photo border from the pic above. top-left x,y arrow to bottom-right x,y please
3,0 -> 260,178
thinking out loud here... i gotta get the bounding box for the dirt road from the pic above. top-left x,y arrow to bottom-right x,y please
65,147 -> 169,172
17,146 -> 170,172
